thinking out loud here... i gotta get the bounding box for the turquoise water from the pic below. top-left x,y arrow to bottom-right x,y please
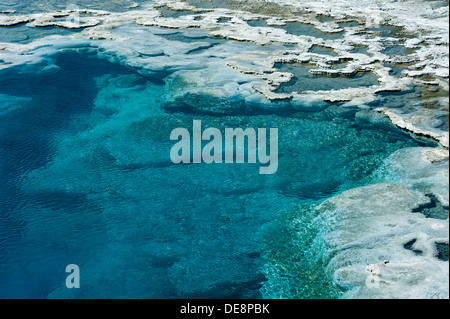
0,46 -> 425,298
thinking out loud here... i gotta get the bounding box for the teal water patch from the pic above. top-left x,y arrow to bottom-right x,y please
0,24 -> 81,44
367,25 -> 401,38
155,30 -> 224,45
247,19 -> 342,40
281,22 -> 342,40
158,6 -> 198,18
383,44 -> 408,57
0,93 -> 31,116
274,63 -> 378,94
217,17 -> 232,23
316,15 -> 334,23
339,21 -> 360,29
261,202 -> 339,298
384,64 -> 407,77
371,89 -> 419,109
0,48 -> 425,299
309,45 -> 336,56
351,45 -> 369,55
247,19 -> 268,28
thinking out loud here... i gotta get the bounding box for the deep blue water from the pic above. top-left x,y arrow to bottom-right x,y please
0,47 -> 425,298
0,51 -> 142,298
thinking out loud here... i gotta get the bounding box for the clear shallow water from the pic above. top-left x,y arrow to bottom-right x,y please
367,25 -> 402,38
158,6 -> 198,18
274,63 -> 378,93
383,44 -> 408,57
247,19 -> 343,40
309,45 -> 336,56
351,45 -> 369,55
0,24 -> 81,44
0,47 -> 425,298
